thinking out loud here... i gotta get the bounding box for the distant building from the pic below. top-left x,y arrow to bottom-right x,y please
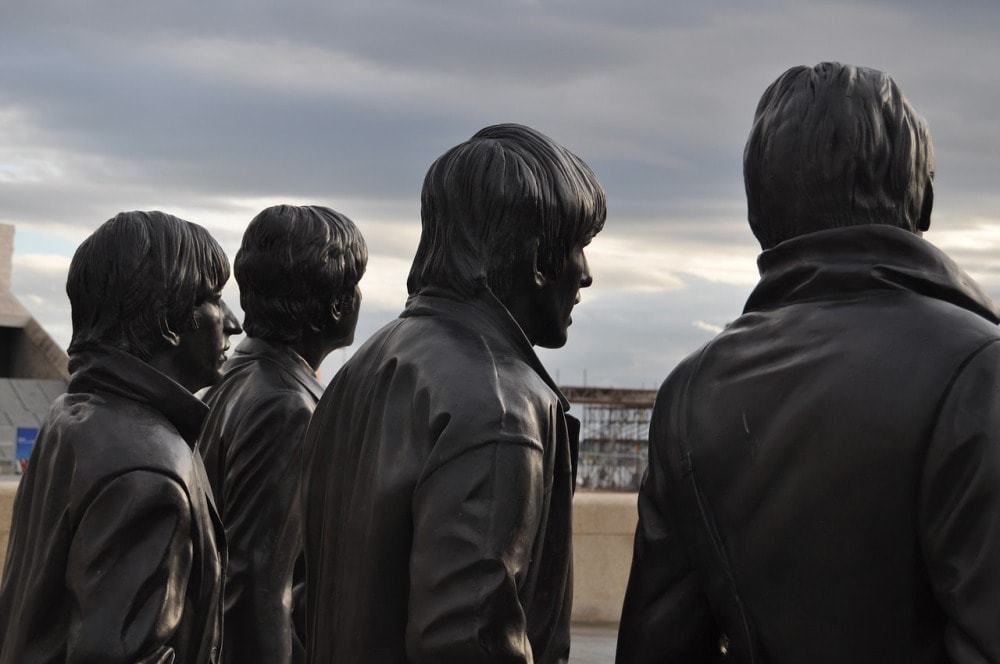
563,386 -> 656,491
0,224 -> 68,474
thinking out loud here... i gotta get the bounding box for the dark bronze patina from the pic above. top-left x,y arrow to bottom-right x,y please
199,205 -> 367,664
618,63 -> 1000,663
0,211 -> 241,663
301,124 -> 605,663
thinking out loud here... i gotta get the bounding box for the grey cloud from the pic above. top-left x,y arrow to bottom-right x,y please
6,0 -> 997,223
4,0 -> 1000,389
536,277 -> 752,389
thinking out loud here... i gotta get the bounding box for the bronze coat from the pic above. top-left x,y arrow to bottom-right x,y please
199,337 -> 323,664
302,288 -> 578,664
0,347 -> 224,664
618,225 -> 1000,663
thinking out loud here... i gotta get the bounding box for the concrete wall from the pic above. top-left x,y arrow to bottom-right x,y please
572,491 -> 637,624
0,482 -> 638,625
0,225 -> 13,293
0,480 -> 15,578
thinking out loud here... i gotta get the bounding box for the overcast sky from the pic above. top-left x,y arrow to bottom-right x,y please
3,0 -> 1000,389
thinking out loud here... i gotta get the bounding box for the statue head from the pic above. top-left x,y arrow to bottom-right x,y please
235,204 -> 368,352
744,62 -> 935,249
408,123 -> 606,347
67,210 -> 241,390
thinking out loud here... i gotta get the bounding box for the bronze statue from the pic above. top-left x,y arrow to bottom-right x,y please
617,62 -> 1000,663
199,204 -> 367,664
0,211 -> 241,663
301,123 -> 606,663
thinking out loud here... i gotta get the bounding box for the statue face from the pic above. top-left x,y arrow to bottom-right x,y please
526,239 -> 593,349
174,294 -> 243,391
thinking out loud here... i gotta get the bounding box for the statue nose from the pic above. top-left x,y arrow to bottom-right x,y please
222,301 -> 243,335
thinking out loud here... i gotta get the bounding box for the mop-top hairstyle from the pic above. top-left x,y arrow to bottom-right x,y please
235,204 -> 368,343
67,210 -> 230,360
408,123 -> 606,301
744,62 -> 935,249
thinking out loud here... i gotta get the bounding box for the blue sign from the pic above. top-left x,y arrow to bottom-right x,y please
15,426 -> 39,472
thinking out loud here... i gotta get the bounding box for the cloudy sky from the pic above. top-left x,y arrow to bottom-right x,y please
3,0 -> 1000,389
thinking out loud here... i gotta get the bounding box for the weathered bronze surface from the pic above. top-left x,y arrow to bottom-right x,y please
618,63 -> 1000,663
199,205 -> 367,664
302,124 -> 606,663
0,211 -> 241,663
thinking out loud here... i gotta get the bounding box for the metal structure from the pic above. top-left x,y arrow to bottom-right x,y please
562,386 -> 656,491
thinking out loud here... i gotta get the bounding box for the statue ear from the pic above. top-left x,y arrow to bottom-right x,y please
330,299 -> 344,323
160,326 -> 182,347
528,237 -> 546,289
329,289 -> 359,323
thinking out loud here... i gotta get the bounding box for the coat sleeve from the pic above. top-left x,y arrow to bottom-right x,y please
920,340 -> 1000,664
616,370 -> 719,663
221,391 -> 313,664
66,470 -> 193,664
405,440 -> 545,664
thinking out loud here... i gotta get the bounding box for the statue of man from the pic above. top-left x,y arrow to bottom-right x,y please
199,204 -> 367,664
0,211 -> 242,663
301,123 -> 606,663
617,63 -> 1000,663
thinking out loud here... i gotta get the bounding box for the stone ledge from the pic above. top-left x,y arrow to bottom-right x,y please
0,482 -> 638,625
0,480 -> 17,576
571,490 -> 637,624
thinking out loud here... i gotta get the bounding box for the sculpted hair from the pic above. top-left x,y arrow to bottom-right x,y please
744,62 -> 935,249
67,210 -> 230,361
407,123 -> 606,300
235,205 -> 368,343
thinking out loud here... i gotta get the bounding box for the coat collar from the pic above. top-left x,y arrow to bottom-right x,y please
225,336 -> 325,401
746,225 -> 1000,323
67,346 -> 208,448
403,287 -> 571,411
